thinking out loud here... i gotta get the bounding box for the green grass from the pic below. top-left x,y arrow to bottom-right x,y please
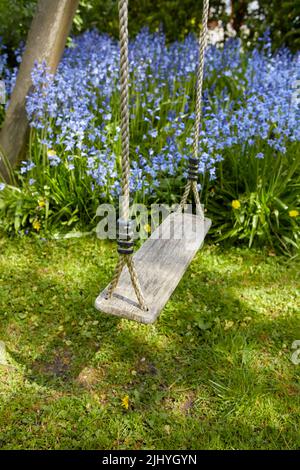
0,235 -> 299,450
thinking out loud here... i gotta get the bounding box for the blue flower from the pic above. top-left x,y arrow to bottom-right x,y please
20,161 -> 35,174
48,153 -> 61,167
149,129 -> 158,138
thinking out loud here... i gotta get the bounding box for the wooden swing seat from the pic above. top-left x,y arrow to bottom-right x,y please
95,212 -> 211,324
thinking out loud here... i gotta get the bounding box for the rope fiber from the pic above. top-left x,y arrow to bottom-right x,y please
179,0 -> 210,218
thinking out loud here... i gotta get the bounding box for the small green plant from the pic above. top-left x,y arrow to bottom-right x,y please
0,184 -> 48,235
208,144 -> 300,256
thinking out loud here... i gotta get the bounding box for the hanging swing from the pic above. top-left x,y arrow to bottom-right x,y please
95,0 -> 212,323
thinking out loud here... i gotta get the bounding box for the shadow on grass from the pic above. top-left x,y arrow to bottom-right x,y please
1,244 -> 298,383
0,239 -> 299,448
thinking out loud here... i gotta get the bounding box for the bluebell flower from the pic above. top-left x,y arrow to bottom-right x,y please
149,129 -> 158,138
48,154 -> 61,167
20,161 -> 35,174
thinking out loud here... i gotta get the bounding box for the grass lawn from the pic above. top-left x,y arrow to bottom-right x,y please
0,236 -> 299,450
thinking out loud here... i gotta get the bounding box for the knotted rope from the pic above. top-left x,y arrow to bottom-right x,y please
179,0 -> 210,218
107,0 -> 147,311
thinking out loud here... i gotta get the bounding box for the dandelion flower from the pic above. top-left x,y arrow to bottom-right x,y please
224,320 -> 234,330
232,200 -> 241,209
32,219 -> 41,231
289,210 -> 299,218
121,395 -> 129,410
38,199 -> 46,208
144,223 -> 151,234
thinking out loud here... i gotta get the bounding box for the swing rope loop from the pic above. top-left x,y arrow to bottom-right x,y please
107,0 -> 209,311
179,0 -> 209,218
107,0 -> 148,311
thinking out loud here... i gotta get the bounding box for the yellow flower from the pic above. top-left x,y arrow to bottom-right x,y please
47,149 -> 56,157
224,320 -> 234,331
289,210 -> 299,218
232,200 -> 241,210
38,199 -> 46,208
144,223 -> 151,234
32,219 -> 41,232
121,395 -> 129,410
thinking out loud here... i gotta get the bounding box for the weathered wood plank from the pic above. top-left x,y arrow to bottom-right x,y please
95,212 -> 211,324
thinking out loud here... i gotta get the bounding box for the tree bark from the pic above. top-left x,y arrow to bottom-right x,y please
0,0 -> 79,183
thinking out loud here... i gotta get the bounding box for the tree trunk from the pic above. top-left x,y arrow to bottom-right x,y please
0,0 -> 79,183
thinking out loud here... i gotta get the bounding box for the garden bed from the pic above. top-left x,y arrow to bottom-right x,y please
0,31 -> 299,255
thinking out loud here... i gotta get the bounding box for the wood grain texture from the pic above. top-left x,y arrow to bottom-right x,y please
95,212 -> 211,324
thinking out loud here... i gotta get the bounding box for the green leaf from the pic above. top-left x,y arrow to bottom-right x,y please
196,319 -> 212,331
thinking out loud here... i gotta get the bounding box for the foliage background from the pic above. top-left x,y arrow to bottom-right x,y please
0,0 -> 299,54
0,1 -> 299,255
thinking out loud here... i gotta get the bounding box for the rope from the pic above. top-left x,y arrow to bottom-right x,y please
193,0 -> 209,163
119,0 -> 130,221
179,0 -> 209,218
179,180 -> 202,214
106,0 -> 148,311
107,254 -> 148,310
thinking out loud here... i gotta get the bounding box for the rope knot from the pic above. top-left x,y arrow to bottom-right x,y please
117,218 -> 135,255
188,157 -> 199,181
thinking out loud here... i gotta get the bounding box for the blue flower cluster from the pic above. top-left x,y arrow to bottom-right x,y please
17,29 -> 299,199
